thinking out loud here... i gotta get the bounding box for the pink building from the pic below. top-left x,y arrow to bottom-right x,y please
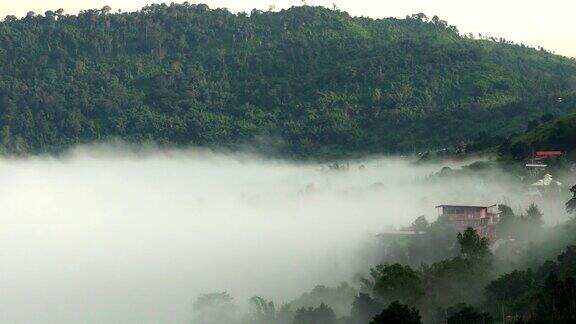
436,205 -> 500,240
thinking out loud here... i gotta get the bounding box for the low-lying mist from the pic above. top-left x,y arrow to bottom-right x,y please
0,145 -> 568,323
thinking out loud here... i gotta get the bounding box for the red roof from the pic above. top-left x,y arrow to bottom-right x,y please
435,205 -> 496,209
536,151 -> 562,156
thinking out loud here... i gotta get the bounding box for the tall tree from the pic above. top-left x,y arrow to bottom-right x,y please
532,274 -> 576,323
457,228 -> 491,259
293,303 -> 336,324
411,216 -> 429,233
192,292 -> 237,324
370,301 -> 422,324
567,185 -> 576,215
510,141 -> 532,160
526,203 -> 544,226
350,293 -> 383,324
367,264 -> 424,305
248,296 -> 277,323
446,304 -> 493,324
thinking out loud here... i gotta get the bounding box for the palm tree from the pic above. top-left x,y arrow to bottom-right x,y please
249,296 -> 276,322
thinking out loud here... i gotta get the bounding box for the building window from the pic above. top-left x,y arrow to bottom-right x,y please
445,207 -> 465,214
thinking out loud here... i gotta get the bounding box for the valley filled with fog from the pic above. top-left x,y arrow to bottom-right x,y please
0,145 -> 569,323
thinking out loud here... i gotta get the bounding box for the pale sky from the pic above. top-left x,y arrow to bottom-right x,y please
0,0 -> 574,58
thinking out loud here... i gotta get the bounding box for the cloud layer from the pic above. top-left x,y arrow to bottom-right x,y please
0,146 -> 567,323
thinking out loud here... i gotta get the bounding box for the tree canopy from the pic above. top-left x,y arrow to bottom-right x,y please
0,4 -> 575,158
370,301 -> 422,324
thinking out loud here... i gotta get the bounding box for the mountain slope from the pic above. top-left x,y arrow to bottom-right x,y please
0,4 -> 575,157
522,112 -> 576,152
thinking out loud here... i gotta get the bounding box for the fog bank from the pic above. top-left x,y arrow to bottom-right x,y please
0,146 -> 566,323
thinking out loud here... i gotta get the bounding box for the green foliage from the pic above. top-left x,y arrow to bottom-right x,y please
485,245 -> 576,322
567,185 -> 576,214
377,214 -> 458,267
192,292 -> 238,324
510,141 -> 532,160
365,230 -> 494,318
410,216 -> 429,233
350,293 -> 383,324
457,227 -> 491,259
495,204 -> 546,244
415,228 -> 493,314
0,4 -> 575,157
367,264 -> 424,305
485,269 -> 535,315
525,203 -> 544,227
526,119 -> 540,132
422,256 -> 491,312
531,274 -> 576,323
522,113 -> 576,152
555,245 -> 576,279
196,215 -> 576,323
370,301 -> 422,324
446,304 -> 493,324
498,204 -> 515,218
470,108 -> 576,162
290,283 -> 357,318
293,303 -> 336,324
247,296 -> 289,324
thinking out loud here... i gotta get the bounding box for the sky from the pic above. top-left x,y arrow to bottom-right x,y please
0,0 -> 574,58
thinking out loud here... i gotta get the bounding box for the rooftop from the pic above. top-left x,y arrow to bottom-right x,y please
377,231 -> 423,237
435,204 -> 497,209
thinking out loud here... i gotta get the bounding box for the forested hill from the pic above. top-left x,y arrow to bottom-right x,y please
514,111 -> 576,155
1,4 -> 575,158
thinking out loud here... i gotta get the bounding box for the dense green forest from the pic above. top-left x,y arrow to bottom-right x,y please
1,3 -> 575,157
520,112 -> 576,152
456,108 -> 576,163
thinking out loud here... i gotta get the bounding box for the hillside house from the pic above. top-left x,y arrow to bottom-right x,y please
436,205 -> 500,240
